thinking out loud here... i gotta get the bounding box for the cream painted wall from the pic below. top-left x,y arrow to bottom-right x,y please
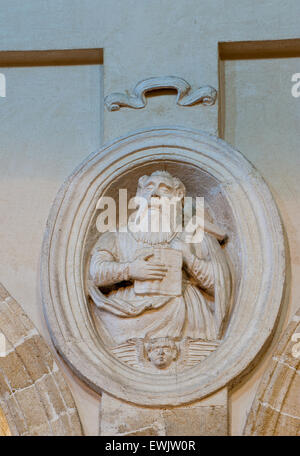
225,57 -> 300,323
0,0 -> 299,435
0,64 -> 103,435
225,57 -> 300,434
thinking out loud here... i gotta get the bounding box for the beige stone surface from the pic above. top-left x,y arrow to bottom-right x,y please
0,283 -> 83,436
0,0 -> 299,435
100,389 -> 228,436
0,406 -> 11,436
244,309 -> 300,436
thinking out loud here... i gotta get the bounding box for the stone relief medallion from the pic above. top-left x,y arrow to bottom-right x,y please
41,127 -> 285,406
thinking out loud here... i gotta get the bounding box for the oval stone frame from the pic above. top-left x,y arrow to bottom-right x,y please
41,127 -> 285,406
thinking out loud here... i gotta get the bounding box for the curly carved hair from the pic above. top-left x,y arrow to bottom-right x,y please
145,337 -> 178,361
137,170 -> 186,198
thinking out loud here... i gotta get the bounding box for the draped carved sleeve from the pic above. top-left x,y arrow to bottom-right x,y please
188,257 -> 214,294
183,241 -> 215,295
90,232 -> 131,287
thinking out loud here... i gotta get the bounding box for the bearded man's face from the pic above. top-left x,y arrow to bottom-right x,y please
137,175 -> 180,205
128,173 -> 184,242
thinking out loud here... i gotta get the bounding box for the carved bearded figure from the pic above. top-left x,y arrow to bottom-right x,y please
88,171 -> 231,365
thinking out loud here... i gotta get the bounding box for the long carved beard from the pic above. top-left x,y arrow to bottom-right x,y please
128,207 -> 179,245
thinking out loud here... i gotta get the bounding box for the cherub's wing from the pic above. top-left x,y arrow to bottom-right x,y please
185,339 -> 220,368
111,339 -> 146,368
111,341 -> 139,367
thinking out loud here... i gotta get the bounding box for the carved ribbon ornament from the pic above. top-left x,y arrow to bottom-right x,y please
105,76 -> 217,111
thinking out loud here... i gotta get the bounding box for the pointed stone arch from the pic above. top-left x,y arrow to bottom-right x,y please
0,283 -> 83,436
244,309 -> 300,436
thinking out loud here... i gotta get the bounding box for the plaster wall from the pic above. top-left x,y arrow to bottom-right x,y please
0,0 -> 299,435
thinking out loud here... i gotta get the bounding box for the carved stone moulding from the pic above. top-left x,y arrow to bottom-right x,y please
244,308 -> 300,436
41,127 -> 285,406
0,283 -> 83,436
104,76 -> 217,111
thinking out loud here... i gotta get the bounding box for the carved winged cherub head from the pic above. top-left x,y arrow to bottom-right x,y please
145,337 -> 178,369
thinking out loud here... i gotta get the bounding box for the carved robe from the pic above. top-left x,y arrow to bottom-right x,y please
88,231 -> 231,346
